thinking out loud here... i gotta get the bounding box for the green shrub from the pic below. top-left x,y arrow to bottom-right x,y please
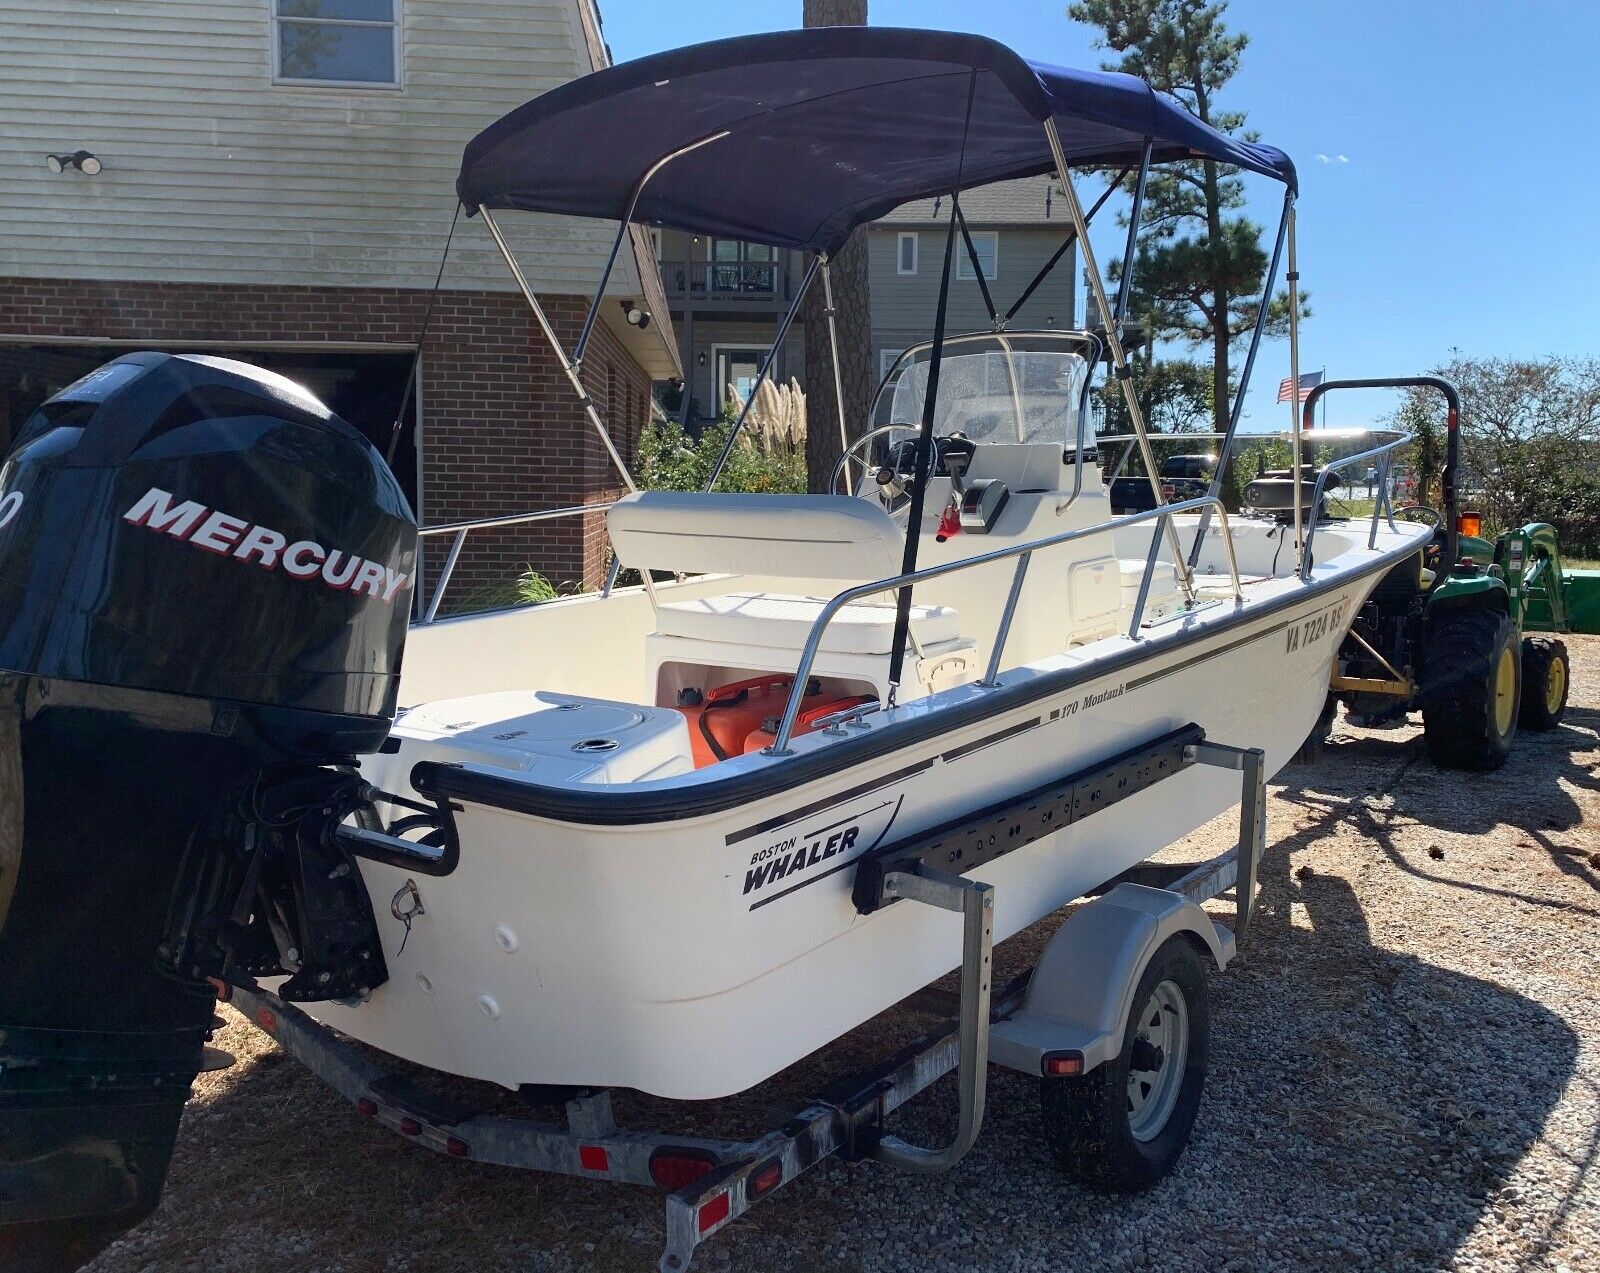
635,418 -> 806,495
517,568 -> 558,604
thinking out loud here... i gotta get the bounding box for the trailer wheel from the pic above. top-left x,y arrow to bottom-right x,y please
1519,636 -> 1569,730
1421,609 -> 1520,770
1039,936 -> 1209,1191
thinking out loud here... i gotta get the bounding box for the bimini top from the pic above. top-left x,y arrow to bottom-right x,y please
456,27 -> 1296,254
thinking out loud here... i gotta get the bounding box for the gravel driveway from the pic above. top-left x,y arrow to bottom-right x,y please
94,638 -> 1600,1273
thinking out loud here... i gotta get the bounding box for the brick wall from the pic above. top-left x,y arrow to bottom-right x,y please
0,277 -> 652,600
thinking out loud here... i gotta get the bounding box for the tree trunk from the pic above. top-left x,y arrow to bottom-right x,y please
801,0 -> 874,492
1190,72 -> 1230,437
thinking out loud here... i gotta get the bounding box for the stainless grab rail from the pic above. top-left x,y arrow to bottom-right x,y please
764,494 -> 1244,756
1297,435 -> 1409,579
415,501 -> 618,624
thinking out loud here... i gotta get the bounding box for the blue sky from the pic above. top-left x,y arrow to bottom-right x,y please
602,0 -> 1600,432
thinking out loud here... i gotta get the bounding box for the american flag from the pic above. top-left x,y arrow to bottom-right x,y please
1277,370 -> 1324,403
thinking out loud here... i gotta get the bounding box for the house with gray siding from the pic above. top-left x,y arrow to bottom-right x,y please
658,174 -> 1074,427
868,175 -> 1077,397
652,228 -> 806,424
0,0 -> 679,596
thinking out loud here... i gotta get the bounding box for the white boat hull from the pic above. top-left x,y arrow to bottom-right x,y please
309,533 -> 1414,1099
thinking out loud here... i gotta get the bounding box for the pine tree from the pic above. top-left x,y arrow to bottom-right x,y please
1068,0 -> 1306,433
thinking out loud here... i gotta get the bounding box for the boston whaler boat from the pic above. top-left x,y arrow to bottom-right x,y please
0,28 -> 1437,1270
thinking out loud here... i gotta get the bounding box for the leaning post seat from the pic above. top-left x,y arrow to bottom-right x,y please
606,491 -> 980,702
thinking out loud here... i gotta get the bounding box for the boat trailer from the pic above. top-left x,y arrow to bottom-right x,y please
225,725 -> 1267,1271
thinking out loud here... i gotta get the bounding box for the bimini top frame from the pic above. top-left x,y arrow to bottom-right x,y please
456,27 -> 1295,252
433,28 -> 1304,643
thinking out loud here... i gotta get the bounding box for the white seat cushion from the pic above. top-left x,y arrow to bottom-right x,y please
656,591 -> 961,656
608,491 -> 904,581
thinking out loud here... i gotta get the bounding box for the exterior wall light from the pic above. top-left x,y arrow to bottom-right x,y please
46,151 -> 102,175
621,301 -> 652,330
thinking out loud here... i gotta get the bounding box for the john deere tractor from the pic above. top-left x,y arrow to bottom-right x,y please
1313,377 -> 1598,770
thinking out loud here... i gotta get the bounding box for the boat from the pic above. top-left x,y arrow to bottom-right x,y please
288,28 -> 1428,1101
0,27 -> 1432,1268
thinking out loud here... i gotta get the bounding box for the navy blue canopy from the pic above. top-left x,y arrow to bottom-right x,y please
457,28 -> 1295,254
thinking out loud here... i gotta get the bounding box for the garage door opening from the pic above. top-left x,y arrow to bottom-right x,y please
0,343 -> 420,509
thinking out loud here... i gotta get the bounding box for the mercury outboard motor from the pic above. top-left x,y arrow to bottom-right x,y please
0,353 -> 422,1268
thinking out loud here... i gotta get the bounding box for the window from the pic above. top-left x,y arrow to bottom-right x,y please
896,232 -> 918,275
708,240 -> 777,294
956,230 -> 999,282
273,1 -> 400,88
880,349 -> 904,381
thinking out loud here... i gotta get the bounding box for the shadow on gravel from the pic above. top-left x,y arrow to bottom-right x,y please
1228,815 -> 1583,1271
1276,704 -> 1600,908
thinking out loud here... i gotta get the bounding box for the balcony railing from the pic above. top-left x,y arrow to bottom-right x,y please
659,259 -> 787,301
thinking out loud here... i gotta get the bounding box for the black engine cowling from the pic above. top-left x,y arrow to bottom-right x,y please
0,354 -> 416,1268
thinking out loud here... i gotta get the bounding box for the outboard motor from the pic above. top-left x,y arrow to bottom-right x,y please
0,354 -> 420,1267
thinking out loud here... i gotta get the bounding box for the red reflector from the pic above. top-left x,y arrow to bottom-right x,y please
254,1008 -> 277,1034
446,1137 -> 470,1158
649,1149 -> 716,1189
1043,1052 -> 1084,1077
398,1117 -> 422,1136
579,1144 -> 609,1172
697,1191 -> 731,1234
355,1098 -> 378,1117
748,1161 -> 783,1198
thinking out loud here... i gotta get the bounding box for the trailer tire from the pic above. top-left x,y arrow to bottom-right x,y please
1421,609 -> 1520,770
1038,935 -> 1209,1191
1519,635 -> 1569,730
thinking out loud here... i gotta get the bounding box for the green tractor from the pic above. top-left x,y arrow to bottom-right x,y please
1313,377 -> 1598,770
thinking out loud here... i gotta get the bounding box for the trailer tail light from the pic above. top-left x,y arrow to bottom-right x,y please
253,1007 -> 277,1034
697,1191 -> 731,1234
398,1117 -> 422,1136
355,1098 -> 378,1118
1458,511 -> 1483,539
578,1144 -> 609,1172
1043,1051 -> 1084,1077
446,1137 -> 471,1159
649,1148 -> 717,1189
747,1160 -> 783,1199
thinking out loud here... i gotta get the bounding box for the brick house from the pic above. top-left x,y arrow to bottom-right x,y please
0,0 -> 679,602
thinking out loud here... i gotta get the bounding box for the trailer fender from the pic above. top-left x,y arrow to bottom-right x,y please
988,883 -> 1232,1078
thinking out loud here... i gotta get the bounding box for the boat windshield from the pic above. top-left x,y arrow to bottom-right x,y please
881,339 -> 1089,445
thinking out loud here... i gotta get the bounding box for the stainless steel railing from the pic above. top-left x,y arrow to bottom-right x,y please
1297,434 -> 1409,578
763,494 -> 1245,756
415,501 -> 617,624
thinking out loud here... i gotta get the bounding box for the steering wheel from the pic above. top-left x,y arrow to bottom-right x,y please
1394,504 -> 1449,569
831,424 -> 921,515
1394,504 -> 1442,530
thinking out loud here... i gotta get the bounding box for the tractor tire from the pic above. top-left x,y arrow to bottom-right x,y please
1039,936 -> 1209,1191
1519,635 -> 1570,730
1421,609 -> 1520,771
